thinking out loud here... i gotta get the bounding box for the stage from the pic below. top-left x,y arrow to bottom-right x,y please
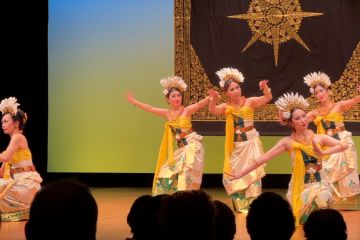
1,188 -> 359,240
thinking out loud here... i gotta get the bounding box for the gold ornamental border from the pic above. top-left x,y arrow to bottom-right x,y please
174,0 -> 359,121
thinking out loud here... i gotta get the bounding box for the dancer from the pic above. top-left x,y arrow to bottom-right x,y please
232,92 -> 348,225
304,71 -> 360,209
0,97 -> 43,221
127,76 -> 211,195
208,67 -> 272,213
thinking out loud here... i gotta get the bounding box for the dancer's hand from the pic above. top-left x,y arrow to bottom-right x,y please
230,173 -> 241,180
208,89 -> 220,100
312,139 -> 324,157
259,80 -> 269,91
126,91 -> 137,106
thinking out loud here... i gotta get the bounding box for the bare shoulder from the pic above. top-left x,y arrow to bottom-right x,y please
181,106 -> 191,115
333,101 -> 343,108
12,133 -> 26,140
280,136 -> 292,148
11,133 -> 29,147
305,109 -> 319,121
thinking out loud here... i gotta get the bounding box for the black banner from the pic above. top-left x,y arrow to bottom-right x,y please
175,0 -> 360,135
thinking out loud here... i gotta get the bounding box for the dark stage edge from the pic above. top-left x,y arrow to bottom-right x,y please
44,173 -> 293,188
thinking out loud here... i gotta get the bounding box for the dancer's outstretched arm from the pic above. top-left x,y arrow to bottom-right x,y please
305,109 -> 318,123
312,134 -> 348,157
232,137 -> 289,179
126,92 -> 167,118
338,85 -> 360,112
186,96 -> 211,115
247,80 -> 272,108
208,89 -> 226,115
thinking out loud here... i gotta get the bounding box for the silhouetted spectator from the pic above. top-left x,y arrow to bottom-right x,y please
25,179 -> 98,240
127,194 -> 170,240
163,190 -> 216,240
127,194 -> 152,239
304,208 -> 347,240
214,200 -> 236,240
246,192 -> 295,240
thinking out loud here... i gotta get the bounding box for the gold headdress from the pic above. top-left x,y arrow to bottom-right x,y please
160,76 -> 187,95
0,97 -> 20,116
275,92 -> 309,120
303,71 -> 331,94
216,67 -> 244,88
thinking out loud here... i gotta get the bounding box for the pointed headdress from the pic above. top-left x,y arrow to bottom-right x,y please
160,76 -> 187,95
216,67 -> 244,88
0,97 -> 20,116
275,92 -> 309,120
303,71 -> 331,94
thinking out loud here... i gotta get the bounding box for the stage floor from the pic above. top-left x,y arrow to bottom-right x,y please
1,188 -> 359,240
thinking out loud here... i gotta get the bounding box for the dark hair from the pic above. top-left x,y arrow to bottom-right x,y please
223,79 -> 240,92
127,194 -> 171,240
127,194 -> 153,237
25,178 -> 98,240
214,200 -> 236,240
304,208 -> 347,240
2,109 -> 28,130
164,190 -> 216,240
246,192 -> 295,240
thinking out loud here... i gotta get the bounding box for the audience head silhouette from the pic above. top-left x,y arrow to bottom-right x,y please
246,192 -> 295,240
127,194 -> 152,239
213,200 -> 236,240
25,179 -> 98,240
304,208 -> 347,240
164,190 -> 216,240
127,194 -> 170,240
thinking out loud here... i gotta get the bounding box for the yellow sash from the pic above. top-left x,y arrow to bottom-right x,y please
2,149 -> 32,179
153,117 -> 192,192
224,106 -> 254,175
314,112 -> 344,134
290,141 -> 321,226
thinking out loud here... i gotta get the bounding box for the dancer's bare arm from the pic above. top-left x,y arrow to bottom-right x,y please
126,92 -> 167,118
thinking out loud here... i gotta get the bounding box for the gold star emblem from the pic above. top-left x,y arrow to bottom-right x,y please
228,0 -> 323,66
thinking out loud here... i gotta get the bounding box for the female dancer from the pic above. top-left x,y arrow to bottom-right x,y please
208,67 -> 272,213
304,71 -> 360,208
232,92 -> 348,225
127,76 -> 211,195
0,97 -> 43,221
